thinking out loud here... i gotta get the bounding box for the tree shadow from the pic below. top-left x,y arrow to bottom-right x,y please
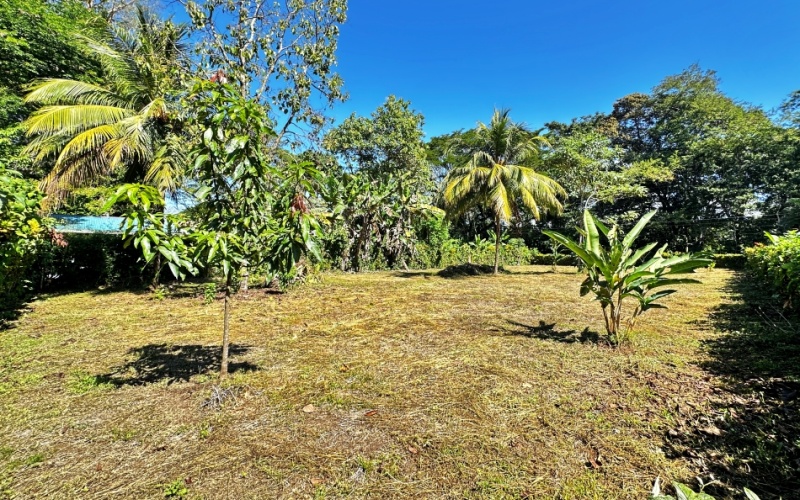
504,319 -> 602,344
664,272 -> 800,499
392,271 -> 437,279
101,343 -> 258,386
436,263 -> 510,279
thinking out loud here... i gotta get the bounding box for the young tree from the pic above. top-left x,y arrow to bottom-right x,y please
107,81 -> 321,377
442,109 -> 566,273
543,210 -> 711,345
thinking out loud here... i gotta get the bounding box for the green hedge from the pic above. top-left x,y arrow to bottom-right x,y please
411,239 -> 579,269
413,239 -> 532,269
745,232 -> 800,311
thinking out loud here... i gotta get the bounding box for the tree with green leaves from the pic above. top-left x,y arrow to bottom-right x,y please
23,6 -> 190,206
443,109 -> 566,273
543,210 -> 711,344
0,0 -> 104,177
610,66 -> 781,251
185,0 -> 347,147
323,96 -> 432,270
106,81 -> 321,377
543,129 -> 673,226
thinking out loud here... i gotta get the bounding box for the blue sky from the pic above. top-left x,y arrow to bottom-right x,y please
329,0 -> 800,137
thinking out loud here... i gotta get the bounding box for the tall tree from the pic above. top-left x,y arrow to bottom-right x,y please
443,109 -> 566,273
186,0 -> 347,147
323,96 -> 431,270
610,66 -> 780,250
22,6 -> 190,206
0,0 -> 103,177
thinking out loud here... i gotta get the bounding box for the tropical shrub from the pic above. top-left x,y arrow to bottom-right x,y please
543,210 -> 711,344
745,231 -> 800,311
412,237 -> 536,270
0,168 -> 50,319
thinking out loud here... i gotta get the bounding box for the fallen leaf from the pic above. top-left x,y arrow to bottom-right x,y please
302,404 -> 316,413
311,477 -> 324,486
364,409 -> 378,417
407,446 -> 419,454
701,425 -> 723,436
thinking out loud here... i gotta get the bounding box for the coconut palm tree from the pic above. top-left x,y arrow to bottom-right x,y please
23,6 -> 189,207
443,109 -> 566,274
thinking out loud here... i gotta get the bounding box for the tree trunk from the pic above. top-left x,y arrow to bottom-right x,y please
152,254 -> 162,289
493,215 -> 501,275
241,265 -> 249,291
220,277 -> 232,377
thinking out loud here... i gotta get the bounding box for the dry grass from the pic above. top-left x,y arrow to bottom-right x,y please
0,266 -> 769,498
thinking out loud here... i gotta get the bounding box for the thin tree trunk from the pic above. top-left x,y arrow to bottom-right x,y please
493,215 -> 501,274
220,276 -> 232,377
152,254 -> 162,289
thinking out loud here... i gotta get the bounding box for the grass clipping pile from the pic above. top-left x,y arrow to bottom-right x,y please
1,266 -> 790,498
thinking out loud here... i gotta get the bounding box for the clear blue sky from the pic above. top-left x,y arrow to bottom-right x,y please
330,0 -> 800,138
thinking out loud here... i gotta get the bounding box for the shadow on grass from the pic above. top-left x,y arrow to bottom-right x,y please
505,319 -> 602,344
665,272 -> 800,499
392,271 -> 437,279
102,343 -> 258,386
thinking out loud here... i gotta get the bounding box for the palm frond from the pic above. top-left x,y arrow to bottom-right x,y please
441,109 -> 566,224
23,105 -> 134,137
24,79 -> 130,107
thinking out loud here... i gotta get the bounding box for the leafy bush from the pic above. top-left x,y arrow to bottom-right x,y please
745,231 -> 800,311
544,210 -> 711,344
0,169 -> 50,319
412,237 -> 535,269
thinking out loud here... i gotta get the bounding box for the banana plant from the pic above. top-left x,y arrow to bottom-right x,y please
543,210 -> 711,344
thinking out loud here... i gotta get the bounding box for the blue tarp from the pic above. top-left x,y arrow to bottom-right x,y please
52,215 -> 125,233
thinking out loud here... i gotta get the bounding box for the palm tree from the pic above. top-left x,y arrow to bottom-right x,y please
443,109 -> 566,274
23,7 -> 189,208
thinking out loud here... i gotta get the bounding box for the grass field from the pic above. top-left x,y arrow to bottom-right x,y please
1,266 -> 797,499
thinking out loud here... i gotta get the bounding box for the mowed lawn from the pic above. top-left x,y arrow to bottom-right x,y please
0,266 -> 755,498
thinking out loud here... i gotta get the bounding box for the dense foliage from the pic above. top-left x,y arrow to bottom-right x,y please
0,167 -> 50,317
322,96 -> 430,271
23,6 -> 190,205
745,231 -> 800,312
